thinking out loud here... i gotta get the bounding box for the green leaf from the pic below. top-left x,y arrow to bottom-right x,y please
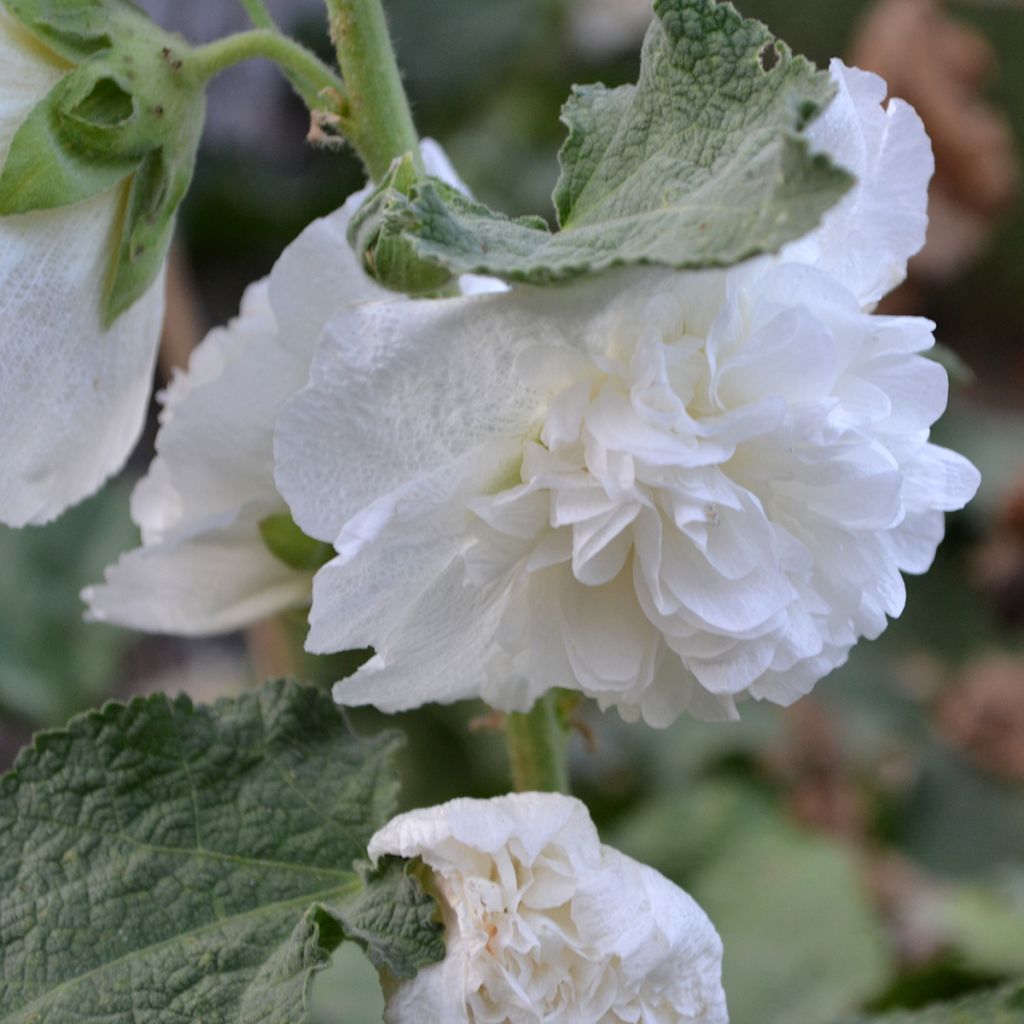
0,679 -> 444,1024
612,781 -> 891,1024
694,805 -> 892,1024
362,0 -> 853,286
260,513 -> 336,573
836,983 -> 1024,1023
0,481 -> 138,726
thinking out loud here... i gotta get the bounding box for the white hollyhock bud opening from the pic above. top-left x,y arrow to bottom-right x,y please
0,7 -> 166,527
276,62 -> 980,725
369,793 -> 728,1024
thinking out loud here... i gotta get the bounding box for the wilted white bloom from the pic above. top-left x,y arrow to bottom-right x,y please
0,7 -> 166,527
85,143 -> 499,634
277,61 -> 980,725
369,793 -> 728,1024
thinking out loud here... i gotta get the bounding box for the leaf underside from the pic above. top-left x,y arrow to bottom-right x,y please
381,0 -> 854,284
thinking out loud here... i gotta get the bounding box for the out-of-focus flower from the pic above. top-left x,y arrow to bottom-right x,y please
369,792 -> 728,1024
277,62 -> 979,725
85,142 -> 495,634
971,472 -> 1024,625
849,0 -> 1018,283
937,654 -> 1024,782
0,5 -> 166,527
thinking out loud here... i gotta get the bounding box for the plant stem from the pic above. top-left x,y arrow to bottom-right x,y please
505,693 -> 570,794
236,0 -> 278,30
190,30 -> 345,114
324,0 -> 422,181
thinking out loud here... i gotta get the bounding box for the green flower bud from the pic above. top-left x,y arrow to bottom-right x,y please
347,152 -> 456,297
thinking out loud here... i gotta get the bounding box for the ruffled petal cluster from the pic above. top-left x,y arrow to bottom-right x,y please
369,793 -> 728,1024
85,142 -> 500,633
0,7 -> 166,527
276,62 -> 979,724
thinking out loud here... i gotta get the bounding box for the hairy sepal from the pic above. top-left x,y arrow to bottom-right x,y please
0,0 -> 205,324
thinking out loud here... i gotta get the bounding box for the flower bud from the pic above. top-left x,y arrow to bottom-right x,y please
369,793 -> 729,1024
347,152 -> 456,296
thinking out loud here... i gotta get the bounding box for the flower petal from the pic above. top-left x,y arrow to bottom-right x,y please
83,504 -> 309,635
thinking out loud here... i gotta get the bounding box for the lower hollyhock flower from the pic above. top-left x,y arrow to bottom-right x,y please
0,6 -> 166,527
85,142 -> 496,634
276,62 -> 980,725
369,793 -> 728,1024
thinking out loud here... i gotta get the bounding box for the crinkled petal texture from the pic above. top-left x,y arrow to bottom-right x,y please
277,63 -> 980,725
0,10 -> 166,527
369,793 -> 728,1024
784,59 -> 933,307
85,142 -> 499,634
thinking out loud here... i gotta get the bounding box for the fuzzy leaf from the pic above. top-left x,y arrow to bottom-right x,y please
366,0 -> 853,285
0,679 -> 443,1024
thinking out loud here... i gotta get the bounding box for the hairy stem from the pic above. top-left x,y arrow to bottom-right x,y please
236,0 -> 278,30
324,0 -> 422,180
190,30 -> 345,113
505,693 -> 570,794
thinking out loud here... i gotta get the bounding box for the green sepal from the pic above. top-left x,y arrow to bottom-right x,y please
347,152 -> 458,296
260,512 -> 336,573
0,0 -> 206,324
0,71 -> 138,214
1,0 -> 152,63
354,0 -> 855,285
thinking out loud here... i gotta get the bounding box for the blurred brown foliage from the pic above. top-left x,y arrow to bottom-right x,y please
850,0 -> 1019,282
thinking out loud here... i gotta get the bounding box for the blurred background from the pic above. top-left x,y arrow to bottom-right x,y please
2,0 -> 1024,1020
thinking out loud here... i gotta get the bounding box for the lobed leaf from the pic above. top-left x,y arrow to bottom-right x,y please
0,679 -> 443,1024
363,0 -> 854,286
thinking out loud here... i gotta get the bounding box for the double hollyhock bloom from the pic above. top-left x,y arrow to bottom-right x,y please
0,6 -> 166,528
90,62 -> 978,727
369,793 -> 728,1023
274,62 -> 979,725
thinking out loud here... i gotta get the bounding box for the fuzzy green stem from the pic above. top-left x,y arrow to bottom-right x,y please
190,30 -> 345,114
237,0 -> 277,30
325,0 -> 422,181
505,693 -> 570,794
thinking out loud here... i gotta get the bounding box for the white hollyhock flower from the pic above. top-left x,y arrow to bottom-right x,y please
0,7 -> 166,527
277,61 -> 980,725
369,793 -> 728,1024
85,142 -> 500,634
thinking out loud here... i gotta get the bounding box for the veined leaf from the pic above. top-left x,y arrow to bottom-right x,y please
0,679 -> 443,1023
358,0 -> 854,287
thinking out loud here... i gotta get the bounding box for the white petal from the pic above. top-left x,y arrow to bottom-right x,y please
275,284 -> 606,543
84,504 -> 309,635
306,443 -> 517,654
136,281 -> 287,543
368,792 -> 594,867
332,559 -> 520,713
791,59 -> 933,305
902,443 -> 981,512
